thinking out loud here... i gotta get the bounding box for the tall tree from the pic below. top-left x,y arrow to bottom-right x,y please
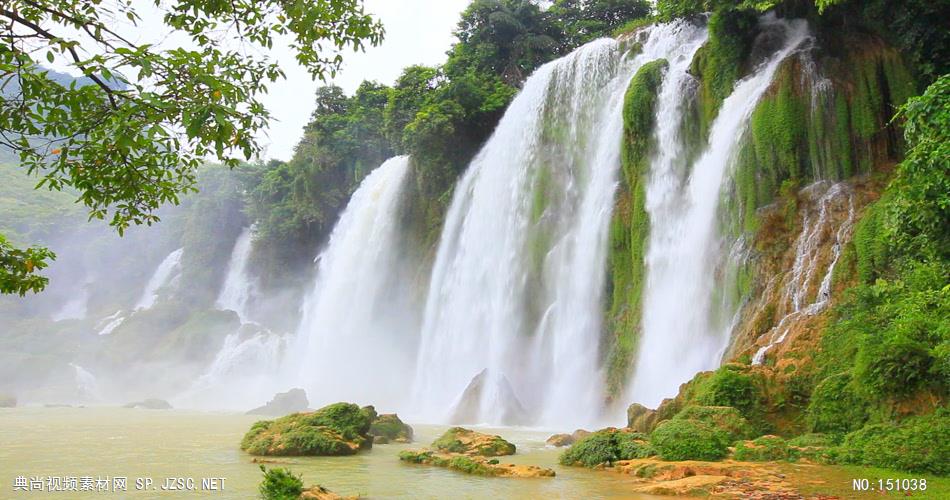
0,0 -> 383,294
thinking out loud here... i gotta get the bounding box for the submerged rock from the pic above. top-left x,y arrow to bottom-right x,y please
246,388 -> 309,416
0,394 -> 16,408
241,402 -> 376,456
448,369 -> 530,426
368,413 -> 413,443
123,398 -> 172,410
432,427 -> 516,457
399,450 -> 554,478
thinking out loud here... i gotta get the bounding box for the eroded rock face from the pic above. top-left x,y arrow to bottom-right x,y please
432,427 -> 516,457
240,402 -> 375,456
627,403 -> 657,433
123,398 -> 172,409
447,369 -> 530,426
368,413 -> 413,443
246,388 -> 309,416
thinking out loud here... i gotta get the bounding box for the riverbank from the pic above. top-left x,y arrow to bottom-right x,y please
0,407 -> 945,498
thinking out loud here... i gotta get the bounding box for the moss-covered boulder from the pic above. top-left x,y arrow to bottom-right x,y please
431,427 -> 515,457
368,413 -> 413,443
559,428 -> 655,467
673,405 -> 752,441
240,402 -> 376,456
398,450 -> 554,478
650,419 -> 730,461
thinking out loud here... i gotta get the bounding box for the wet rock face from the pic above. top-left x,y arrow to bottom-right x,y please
368,413 -> 413,443
447,369 -> 530,426
123,398 -> 172,409
246,388 -> 309,416
627,403 -> 658,433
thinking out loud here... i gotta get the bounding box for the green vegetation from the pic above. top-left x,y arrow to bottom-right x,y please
398,450 -> 496,476
805,373 -> 868,434
837,411 -> 950,475
605,58 -> 667,396
558,428 -> 655,467
0,0 -> 384,294
368,413 -> 414,443
673,405 -> 753,441
732,435 -> 793,461
240,403 -> 376,456
650,419 -> 730,461
431,427 -> 516,457
257,466 -> 303,500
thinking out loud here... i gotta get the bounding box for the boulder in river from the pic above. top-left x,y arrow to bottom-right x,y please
448,369 -> 530,426
368,413 -> 413,443
432,427 -> 515,457
399,450 -> 555,478
246,388 -> 309,416
123,398 -> 172,409
546,433 -> 573,447
241,402 -> 376,456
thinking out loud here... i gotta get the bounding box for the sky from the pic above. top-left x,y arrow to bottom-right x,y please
260,0 -> 473,160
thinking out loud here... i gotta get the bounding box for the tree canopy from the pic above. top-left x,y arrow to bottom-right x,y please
0,0 -> 383,294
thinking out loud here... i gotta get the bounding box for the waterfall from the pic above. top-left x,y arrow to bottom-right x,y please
52,283 -> 89,321
629,17 -> 810,407
752,181 -> 855,364
411,21 -> 708,428
96,310 -> 125,336
291,155 -> 414,410
69,363 -> 101,400
135,248 -> 184,310
215,226 -> 256,322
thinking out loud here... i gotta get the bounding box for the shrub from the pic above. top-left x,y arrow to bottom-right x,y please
650,419 -> 730,461
694,366 -> 762,420
855,333 -> 934,398
559,429 -> 654,467
806,373 -> 869,434
733,436 -> 792,462
674,405 -> 753,441
257,466 -> 303,500
838,411 -> 950,475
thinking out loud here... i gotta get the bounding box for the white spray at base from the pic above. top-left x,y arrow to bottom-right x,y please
628,17 -> 811,408
289,156 -> 415,410
411,21 -> 709,428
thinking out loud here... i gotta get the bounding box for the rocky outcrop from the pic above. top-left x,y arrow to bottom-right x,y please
247,388 -> 309,416
123,398 -> 172,409
368,413 -> 413,444
399,450 -> 554,478
432,427 -> 515,456
447,369 -> 530,426
299,485 -> 357,500
241,402 -> 376,456
546,429 -> 592,447
626,403 -> 657,433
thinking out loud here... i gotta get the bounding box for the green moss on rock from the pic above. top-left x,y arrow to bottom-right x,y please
240,402 -> 376,456
604,58 -> 668,397
650,419 -> 730,461
558,428 -> 655,467
431,427 -> 515,457
673,405 -> 753,441
368,413 -> 413,443
732,435 -> 793,462
806,372 -> 869,434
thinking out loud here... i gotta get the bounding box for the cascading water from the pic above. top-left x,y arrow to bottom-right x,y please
135,247 -> 184,310
752,181 -> 855,364
628,16 -> 810,407
290,156 -> 415,410
411,21 -> 709,428
215,226 -> 256,322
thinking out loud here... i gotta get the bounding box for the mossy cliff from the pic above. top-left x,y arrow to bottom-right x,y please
603,59 -> 668,398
